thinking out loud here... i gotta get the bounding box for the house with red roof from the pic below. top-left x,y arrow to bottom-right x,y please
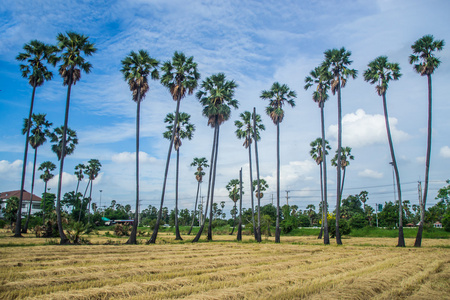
0,190 -> 42,218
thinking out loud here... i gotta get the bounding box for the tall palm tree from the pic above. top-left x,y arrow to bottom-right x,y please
149,51 -> 199,244
252,107 -> 263,242
331,146 -> 354,198
193,73 -> 239,242
84,159 -> 102,224
226,179 -> 240,235
188,157 -> 209,235
252,179 -> 269,199
309,138 -> 331,241
38,161 -> 56,226
22,113 -> 52,233
364,55 -> 404,247
163,112 -> 195,240
260,82 -> 296,243
121,49 -> 159,244
237,168 -> 244,241
74,163 -> 86,219
409,35 -> 445,247
322,47 -> 357,245
54,31 -> 96,244
235,111 -> 265,240
14,40 -> 56,237
305,64 -> 332,244
50,126 -> 78,160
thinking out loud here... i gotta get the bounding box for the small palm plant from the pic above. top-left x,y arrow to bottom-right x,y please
163,112 -> 195,240
39,161 -> 56,226
83,159 -> 102,224
226,179 -> 242,236
331,146 -> 354,198
188,157 -> 209,235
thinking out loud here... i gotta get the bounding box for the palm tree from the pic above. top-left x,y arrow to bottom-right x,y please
149,51 -> 199,244
193,73 -> 239,242
84,159 -> 102,224
252,179 -> 269,199
237,168 -> 244,241
305,64 -> 332,244
188,157 -> 209,235
54,31 -> 96,244
252,107 -> 264,242
50,126 -> 78,160
322,48 -> 357,245
121,49 -> 159,244
74,164 -> 86,195
39,161 -> 56,226
306,204 -> 316,226
359,191 -> 368,211
364,55 -> 404,247
163,112 -> 195,240
226,178 -> 242,236
409,35 -> 445,247
235,111 -> 265,240
331,146 -> 354,198
14,40 -> 56,237
309,137 -> 331,241
22,113 -> 52,233
260,82 -> 296,243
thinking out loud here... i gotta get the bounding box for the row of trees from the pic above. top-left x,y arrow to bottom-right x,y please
15,31 -> 444,247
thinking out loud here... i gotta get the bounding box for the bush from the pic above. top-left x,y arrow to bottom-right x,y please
349,213 -> 368,229
0,219 -> 6,229
212,219 -> 228,228
442,213 -> 450,232
114,224 -> 130,236
329,217 -> 351,238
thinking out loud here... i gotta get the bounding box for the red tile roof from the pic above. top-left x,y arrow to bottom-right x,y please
0,190 -> 42,202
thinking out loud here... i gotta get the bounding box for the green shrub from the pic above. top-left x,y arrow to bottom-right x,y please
329,217 -> 351,238
442,213 -> 450,232
349,213 -> 368,229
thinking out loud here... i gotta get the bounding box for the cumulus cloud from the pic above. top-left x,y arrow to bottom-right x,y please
111,152 -> 157,164
0,160 -> 22,174
440,146 -> 450,158
48,172 -> 78,189
328,109 -> 410,148
264,160 -> 316,191
358,169 -> 383,179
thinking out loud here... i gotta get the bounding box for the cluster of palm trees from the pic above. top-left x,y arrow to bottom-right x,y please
15,31 -> 443,248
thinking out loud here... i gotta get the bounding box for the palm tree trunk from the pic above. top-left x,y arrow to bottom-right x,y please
275,122 -> 281,243
187,180 -> 201,235
42,182 -> 48,226
15,81 -> 37,237
248,136 -> 257,240
415,74 -> 432,247
318,162 -> 324,239
174,148 -> 182,240
237,168 -> 243,241
149,95 -> 181,244
23,147 -> 38,233
127,91 -> 141,244
381,93 -> 405,247
208,121 -> 220,241
87,179 -> 93,225
230,202 -> 236,235
78,180 -> 91,222
340,168 -> 346,198
321,102 -> 330,244
192,124 -> 218,243
56,74 -> 73,245
335,82 -> 343,245
253,108 -> 262,242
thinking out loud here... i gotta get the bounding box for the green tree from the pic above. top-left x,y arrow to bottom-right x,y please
3,196 -> 20,227
261,82 -> 296,243
226,178 -> 242,235
150,51 -> 199,244
309,137 -> 331,241
121,49 -> 159,244
364,55 -> 404,247
84,159 -> 102,224
14,40 -> 56,237
331,146 -> 354,198
163,112 -> 194,240
38,161 -> 56,225
409,35 -> 445,247
323,47 -> 357,245
53,31 -> 96,244
193,73 -> 238,242
305,64 -> 332,243
235,110 -> 265,240
22,113 -> 52,233
188,157 -> 209,235
74,164 -> 86,196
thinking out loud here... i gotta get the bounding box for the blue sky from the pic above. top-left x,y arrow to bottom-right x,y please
1,0 -> 449,215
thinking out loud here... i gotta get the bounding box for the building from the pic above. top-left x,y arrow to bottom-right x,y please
0,190 -> 42,218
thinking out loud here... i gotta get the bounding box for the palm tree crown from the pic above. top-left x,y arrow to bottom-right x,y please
304,65 -> 331,106
75,164 -> 86,182
310,138 -> 331,165
16,40 -> 57,87
163,112 -> 195,150
121,50 -> 159,102
363,56 -> 402,95
55,31 -> 97,86
39,161 -> 56,183
252,179 -> 268,199
226,179 -> 243,203
331,146 -> 354,169
23,114 -> 52,150
235,111 -> 265,148
50,126 -> 78,160
197,73 -> 239,126
84,159 -> 102,182
161,51 -> 200,101
409,35 -> 445,76
322,47 -> 358,94
191,157 -> 209,183
260,82 -> 296,124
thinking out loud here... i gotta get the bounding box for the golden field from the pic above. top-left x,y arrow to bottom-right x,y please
0,231 -> 449,299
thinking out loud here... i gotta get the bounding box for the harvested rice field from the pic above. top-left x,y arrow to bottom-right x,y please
0,232 -> 449,299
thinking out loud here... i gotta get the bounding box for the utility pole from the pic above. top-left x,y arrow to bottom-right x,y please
418,181 -> 423,226
99,190 -> 102,214
200,196 -> 205,224
285,190 -> 290,206
271,193 -> 274,206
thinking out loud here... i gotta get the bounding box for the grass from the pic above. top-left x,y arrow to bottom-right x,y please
0,228 -> 449,299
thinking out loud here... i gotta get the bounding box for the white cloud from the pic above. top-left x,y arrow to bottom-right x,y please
415,156 -> 426,164
111,152 -> 157,164
328,109 -> 410,148
440,146 -> 450,158
48,172 -> 78,189
0,160 -> 22,174
264,160 -> 316,191
358,169 -> 383,179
